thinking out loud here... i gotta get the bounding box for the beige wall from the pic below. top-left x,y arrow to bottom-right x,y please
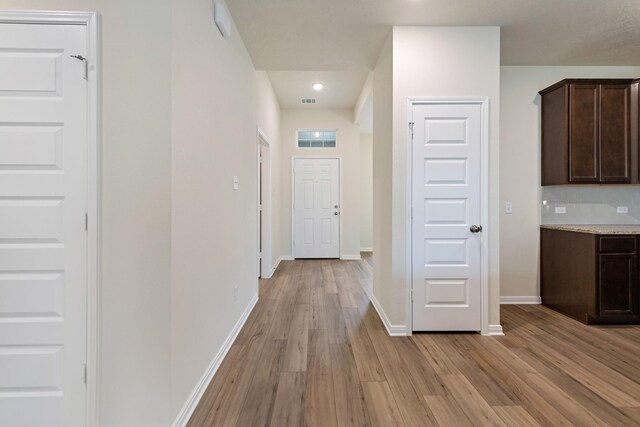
360,133 -> 373,250
256,71 -> 284,268
0,1 -> 283,425
170,0 -> 281,420
373,27 -> 501,329
372,33 -> 394,318
280,108 -> 362,258
499,66 -> 640,299
1,0 -> 174,424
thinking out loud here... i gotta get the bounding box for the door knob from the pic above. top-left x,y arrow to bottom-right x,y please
470,225 -> 482,233
334,212 -> 339,216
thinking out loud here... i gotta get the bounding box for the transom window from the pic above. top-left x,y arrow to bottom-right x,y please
297,129 -> 337,148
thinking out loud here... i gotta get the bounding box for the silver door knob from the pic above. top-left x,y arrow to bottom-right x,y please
470,225 -> 482,233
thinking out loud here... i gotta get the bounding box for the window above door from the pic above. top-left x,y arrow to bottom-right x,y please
296,129 -> 337,148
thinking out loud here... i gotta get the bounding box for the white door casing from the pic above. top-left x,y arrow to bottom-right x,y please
411,100 -> 487,332
0,15 -> 98,427
293,158 -> 340,259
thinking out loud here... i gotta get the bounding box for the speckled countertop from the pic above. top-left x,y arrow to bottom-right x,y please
540,224 -> 640,235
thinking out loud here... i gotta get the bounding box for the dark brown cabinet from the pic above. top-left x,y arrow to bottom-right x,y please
541,228 -> 640,324
540,79 -> 633,185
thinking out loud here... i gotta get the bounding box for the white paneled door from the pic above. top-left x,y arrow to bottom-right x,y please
0,23 -> 88,426
412,102 -> 483,331
293,158 -> 340,258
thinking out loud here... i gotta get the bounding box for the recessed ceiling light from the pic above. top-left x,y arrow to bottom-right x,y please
312,83 -> 324,91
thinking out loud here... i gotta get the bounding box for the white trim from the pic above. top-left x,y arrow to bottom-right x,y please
406,97 -> 490,336
172,293 -> 259,427
359,247 -> 373,252
500,296 -> 542,305
487,324 -> 505,336
340,254 -> 362,261
257,127 -> 272,279
369,292 -> 408,336
272,255 -> 294,276
0,11 -> 102,426
291,156 -> 343,259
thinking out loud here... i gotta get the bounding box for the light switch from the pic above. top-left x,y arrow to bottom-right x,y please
617,206 -> 629,214
555,206 -> 566,214
233,175 -> 239,191
505,202 -> 513,214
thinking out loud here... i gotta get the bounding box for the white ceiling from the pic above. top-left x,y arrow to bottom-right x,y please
227,0 -> 640,70
267,71 -> 369,109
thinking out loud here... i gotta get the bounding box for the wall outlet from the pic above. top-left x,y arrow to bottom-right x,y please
617,206 -> 629,214
505,202 -> 513,214
233,286 -> 238,302
233,175 -> 239,191
555,206 -> 566,214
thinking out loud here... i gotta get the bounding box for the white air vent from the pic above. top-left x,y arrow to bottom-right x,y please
301,98 -> 317,104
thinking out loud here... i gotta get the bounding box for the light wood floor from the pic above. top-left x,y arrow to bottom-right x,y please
187,257 -> 640,427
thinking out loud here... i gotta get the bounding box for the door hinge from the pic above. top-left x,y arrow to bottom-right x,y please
409,121 -> 415,139
85,213 -> 88,231
83,364 -> 87,384
70,55 -> 88,80
411,289 -> 414,302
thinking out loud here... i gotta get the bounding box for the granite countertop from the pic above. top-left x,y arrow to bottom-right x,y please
540,224 -> 640,235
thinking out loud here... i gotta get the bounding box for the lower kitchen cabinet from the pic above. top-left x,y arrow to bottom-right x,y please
541,228 -> 640,324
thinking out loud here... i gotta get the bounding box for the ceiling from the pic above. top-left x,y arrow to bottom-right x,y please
267,71 -> 369,109
232,0 -> 640,113
227,0 -> 640,70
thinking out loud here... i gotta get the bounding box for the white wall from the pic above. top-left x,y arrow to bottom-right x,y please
500,66 -> 640,299
1,1 -> 174,424
280,108 -> 362,258
170,0 -> 281,421
360,134 -> 373,250
373,27 -> 501,329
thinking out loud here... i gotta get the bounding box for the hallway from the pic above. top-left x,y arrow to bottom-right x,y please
187,258 -> 640,426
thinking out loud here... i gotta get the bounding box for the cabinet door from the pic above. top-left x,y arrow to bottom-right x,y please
598,251 -> 638,318
600,84 -> 630,182
569,84 -> 599,182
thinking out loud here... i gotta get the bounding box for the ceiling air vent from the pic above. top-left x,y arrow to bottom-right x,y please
301,98 -> 317,105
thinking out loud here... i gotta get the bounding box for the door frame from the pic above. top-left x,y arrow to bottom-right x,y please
0,10 -> 101,426
291,156 -> 343,259
406,97 -> 490,336
257,127 -> 273,278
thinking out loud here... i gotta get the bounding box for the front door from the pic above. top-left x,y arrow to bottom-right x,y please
411,102 -> 483,331
0,22 -> 88,426
293,158 -> 340,258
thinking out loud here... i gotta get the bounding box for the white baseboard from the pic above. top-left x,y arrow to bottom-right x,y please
486,324 -> 505,336
272,255 -> 293,276
340,254 -> 362,261
500,296 -> 542,305
369,292 -> 408,336
359,247 -> 373,252
172,293 -> 259,427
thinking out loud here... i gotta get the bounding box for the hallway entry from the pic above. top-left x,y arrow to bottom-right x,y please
293,157 -> 340,259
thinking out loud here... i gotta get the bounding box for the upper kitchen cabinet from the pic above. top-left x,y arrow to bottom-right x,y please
540,79 -> 634,185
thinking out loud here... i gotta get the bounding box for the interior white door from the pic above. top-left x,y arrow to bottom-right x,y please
412,102 -> 483,331
293,158 -> 340,258
0,23 -> 88,426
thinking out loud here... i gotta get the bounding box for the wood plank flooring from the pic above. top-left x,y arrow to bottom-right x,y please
187,257 -> 640,427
